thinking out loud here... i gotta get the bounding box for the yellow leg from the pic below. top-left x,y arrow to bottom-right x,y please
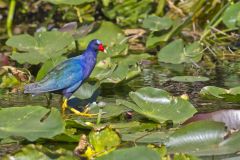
61,98 -> 68,116
69,107 -> 98,117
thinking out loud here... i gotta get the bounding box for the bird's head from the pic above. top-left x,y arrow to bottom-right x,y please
88,39 -> 106,53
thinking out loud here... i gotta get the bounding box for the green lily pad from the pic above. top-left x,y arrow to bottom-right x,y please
96,146 -> 161,160
121,131 -> 170,144
6,31 -> 74,65
91,53 -> 150,84
146,16 -> 192,48
53,128 -> 80,142
157,39 -> 202,64
89,127 -> 120,156
167,120 -> 240,156
142,16 -> 173,31
0,106 -> 65,141
3,144 -> 78,160
79,21 -> 124,47
170,76 -> 209,82
88,103 -> 129,119
200,86 -> 240,102
43,0 -> 94,5
117,87 -> 197,124
222,2 -> 240,29
73,81 -> 100,100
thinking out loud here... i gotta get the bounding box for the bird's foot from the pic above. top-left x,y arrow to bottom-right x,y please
70,107 -> 98,117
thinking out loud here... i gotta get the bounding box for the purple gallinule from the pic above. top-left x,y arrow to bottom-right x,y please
24,39 -> 105,117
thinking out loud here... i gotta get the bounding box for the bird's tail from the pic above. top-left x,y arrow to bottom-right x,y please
24,82 -> 43,94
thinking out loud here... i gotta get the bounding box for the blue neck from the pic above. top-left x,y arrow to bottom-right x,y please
83,47 -> 98,59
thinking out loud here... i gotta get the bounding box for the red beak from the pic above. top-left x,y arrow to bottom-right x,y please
98,44 -> 105,52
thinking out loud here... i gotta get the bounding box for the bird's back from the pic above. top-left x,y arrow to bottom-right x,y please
24,57 -> 85,94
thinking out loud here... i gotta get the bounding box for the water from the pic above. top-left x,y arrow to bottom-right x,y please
1,60 -> 240,111
1,59 -> 240,159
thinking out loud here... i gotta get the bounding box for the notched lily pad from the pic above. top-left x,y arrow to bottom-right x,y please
0,106 -> 65,141
157,39 -> 202,64
117,87 -> 197,124
6,31 -> 74,65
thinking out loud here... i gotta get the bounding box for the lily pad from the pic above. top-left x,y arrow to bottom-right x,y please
157,39 -> 202,64
88,103 -> 129,119
88,127 -> 121,157
6,31 -> 74,65
170,76 -> 209,82
0,106 -> 65,141
222,2 -> 240,29
121,131 -> 170,144
200,86 -> 240,102
73,81 -> 100,100
142,16 -> 173,32
96,146 -> 161,160
166,120 -> 240,156
117,87 -> 197,124
91,53 -> 150,84
79,21 -> 124,47
3,144 -> 77,160
146,16 -> 192,48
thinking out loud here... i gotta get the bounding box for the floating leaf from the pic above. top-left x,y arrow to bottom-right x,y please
200,86 -> 240,102
142,16 -> 173,31
122,131 -> 170,144
3,144 -> 49,160
96,146 -> 161,160
166,121 -> 240,156
73,81 -> 100,100
3,144 -> 77,160
91,53 -> 150,84
146,16 -> 192,48
79,21 -> 124,47
170,76 -> 209,82
0,106 -> 65,141
222,2 -> 240,29
87,127 -> 120,158
88,103 -> 129,119
184,109 -> 240,130
158,39 -> 202,64
6,31 -> 74,65
117,87 -> 197,124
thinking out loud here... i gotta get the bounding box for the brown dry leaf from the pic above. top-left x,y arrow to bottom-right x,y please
1,66 -> 30,82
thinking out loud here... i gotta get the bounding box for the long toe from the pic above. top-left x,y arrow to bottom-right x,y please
70,108 -> 98,117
